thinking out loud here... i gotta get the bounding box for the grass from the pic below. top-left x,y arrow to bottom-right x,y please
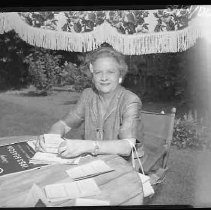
0,87 -> 208,206
0,99 -> 56,137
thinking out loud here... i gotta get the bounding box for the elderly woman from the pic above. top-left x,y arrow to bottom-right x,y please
36,46 -> 143,159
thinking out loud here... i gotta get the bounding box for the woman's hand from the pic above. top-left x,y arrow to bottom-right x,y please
58,140 -> 94,158
35,135 -> 47,152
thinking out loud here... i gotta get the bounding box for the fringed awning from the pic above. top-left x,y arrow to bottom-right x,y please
0,6 -> 208,55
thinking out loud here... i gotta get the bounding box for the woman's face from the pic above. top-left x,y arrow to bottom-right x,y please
92,56 -> 121,94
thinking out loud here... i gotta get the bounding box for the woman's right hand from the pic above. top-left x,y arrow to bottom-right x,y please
35,135 -> 47,152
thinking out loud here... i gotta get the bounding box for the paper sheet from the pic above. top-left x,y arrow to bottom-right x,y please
27,140 -> 37,151
43,134 -> 65,154
27,134 -> 65,154
30,152 -> 80,165
75,198 -> 110,206
138,173 -> 155,197
44,178 -> 101,202
66,159 -> 114,180
138,172 -> 150,183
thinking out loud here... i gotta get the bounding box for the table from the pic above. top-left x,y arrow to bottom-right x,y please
0,136 -> 144,207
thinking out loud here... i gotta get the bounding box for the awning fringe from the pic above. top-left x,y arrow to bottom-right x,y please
0,12 -> 204,55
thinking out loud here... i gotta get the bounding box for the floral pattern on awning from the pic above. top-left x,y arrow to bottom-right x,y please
18,7 -> 197,34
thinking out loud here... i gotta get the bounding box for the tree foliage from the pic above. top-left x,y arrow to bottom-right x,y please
24,48 -> 63,93
62,61 -> 93,92
122,52 -> 188,102
0,31 -> 32,90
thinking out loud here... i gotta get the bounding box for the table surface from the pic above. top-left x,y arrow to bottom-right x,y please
0,135 -> 144,207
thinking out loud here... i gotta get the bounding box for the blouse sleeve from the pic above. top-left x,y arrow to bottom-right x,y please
118,95 -> 144,145
62,89 -> 89,129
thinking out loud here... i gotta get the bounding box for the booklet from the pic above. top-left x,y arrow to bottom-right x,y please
66,159 -> 114,180
30,152 -> 81,165
44,178 -> 101,203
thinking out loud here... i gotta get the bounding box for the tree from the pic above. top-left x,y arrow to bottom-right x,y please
0,30 -> 32,90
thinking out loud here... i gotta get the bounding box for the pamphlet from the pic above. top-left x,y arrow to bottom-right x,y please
66,159 -> 114,180
30,152 -> 81,165
42,134 -> 65,154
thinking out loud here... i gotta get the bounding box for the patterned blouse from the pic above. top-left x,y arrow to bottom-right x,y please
62,85 -> 143,146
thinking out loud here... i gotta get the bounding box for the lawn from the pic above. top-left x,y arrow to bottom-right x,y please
0,87 -> 209,207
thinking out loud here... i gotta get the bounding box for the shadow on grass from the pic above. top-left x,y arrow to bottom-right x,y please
19,91 -> 49,97
63,100 -> 77,105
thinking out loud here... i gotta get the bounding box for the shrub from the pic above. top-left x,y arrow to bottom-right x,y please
124,53 -> 188,102
24,48 -> 93,93
24,48 -> 63,93
62,61 -> 93,92
172,111 -> 211,150
55,61 -> 76,87
0,31 -> 32,90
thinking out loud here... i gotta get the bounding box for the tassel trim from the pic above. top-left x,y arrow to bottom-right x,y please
0,12 -> 205,55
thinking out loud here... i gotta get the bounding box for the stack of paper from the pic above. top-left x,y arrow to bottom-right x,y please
30,152 -> 81,165
42,134 -> 65,154
44,178 -> 101,203
66,159 -> 114,180
27,134 -> 65,154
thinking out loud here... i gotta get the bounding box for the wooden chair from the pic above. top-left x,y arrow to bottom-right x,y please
138,107 -> 176,183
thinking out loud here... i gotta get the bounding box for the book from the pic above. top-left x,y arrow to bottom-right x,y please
66,159 -> 114,180
0,141 -> 47,177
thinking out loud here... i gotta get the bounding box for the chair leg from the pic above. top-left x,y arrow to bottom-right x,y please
149,167 -> 169,185
144,152 -> 166,174
162,152 -> 170,169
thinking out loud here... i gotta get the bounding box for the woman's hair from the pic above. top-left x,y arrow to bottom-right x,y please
89,46 -> 128,79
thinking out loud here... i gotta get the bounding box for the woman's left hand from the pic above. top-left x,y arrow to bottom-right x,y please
58,140 -> 93,158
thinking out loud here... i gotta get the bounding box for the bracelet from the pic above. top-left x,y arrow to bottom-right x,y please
92,141 -> 100,156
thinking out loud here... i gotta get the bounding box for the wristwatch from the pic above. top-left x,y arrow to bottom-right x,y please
92,141 -> 100,156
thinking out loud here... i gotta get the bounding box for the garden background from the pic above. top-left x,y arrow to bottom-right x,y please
0,20 -> 211,206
